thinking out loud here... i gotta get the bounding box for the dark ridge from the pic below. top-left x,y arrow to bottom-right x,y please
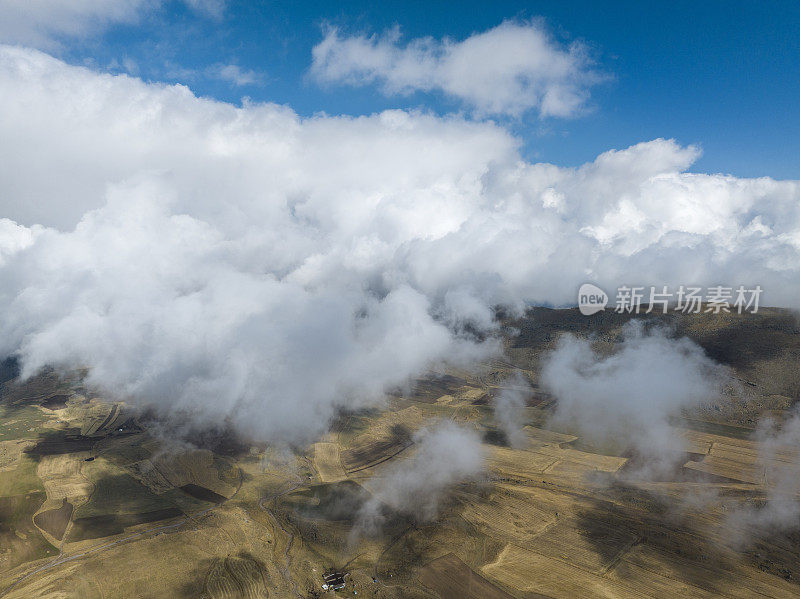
179,484 -> 227,504
0,356 -> 19,384
675,309 -> 800,370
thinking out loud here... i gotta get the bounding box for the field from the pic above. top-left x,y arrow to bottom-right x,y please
33,500 -> 73,540
418,553 -> 514,599
0,307 -> 799,597
312,442 -> 347,483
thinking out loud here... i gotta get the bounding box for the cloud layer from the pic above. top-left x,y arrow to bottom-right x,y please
1,46 -> 799,442
311,21 -> 604,118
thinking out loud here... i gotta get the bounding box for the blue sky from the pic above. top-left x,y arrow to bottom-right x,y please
22,1 -> 800,178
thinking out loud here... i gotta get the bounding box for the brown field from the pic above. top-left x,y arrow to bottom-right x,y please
2,307 -> 800,598
529,519 -> 638,573
682,454 -> 764,484
0,441 -> 28,473
0,492 -> 57,572
341,435 -> 413,473
418,553 -> 515,599
204,555 -> 270,599
340,406 -> 426,473
488,445 -> 560,478
124,458 -> 175,494
398,374 -> 469,403
460,489 -> 556,543
124,448 -> 237,498
483,544 -> 646,599
36,453 -> 92,505
312,441 -> 347,483
33,499 -> 73,540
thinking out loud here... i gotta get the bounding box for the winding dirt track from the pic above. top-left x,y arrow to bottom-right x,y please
257,475 -> 304,598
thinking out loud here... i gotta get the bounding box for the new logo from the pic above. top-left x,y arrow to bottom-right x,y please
578,283 -> 608,316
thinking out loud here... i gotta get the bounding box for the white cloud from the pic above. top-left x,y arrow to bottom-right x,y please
542,323 -> 727,476
726,408 -> 800,543
0,0 -> 150,48
207,63 -> 262,86
0,46 -> 799,443
492,372 -> 532,449
356,422 -> 484,531
0,0 -> 224,48
310,20 -> 605,118
0,218 -> 41,266
181,0 -> 225,19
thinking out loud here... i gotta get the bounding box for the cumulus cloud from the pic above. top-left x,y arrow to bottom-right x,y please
310,20 -> 605,118
1,177 -> 495,441
541,323 -> 728,475
0,46 -> 799,443
0,0 -> 224,49
0,219 -> 41,266
356,422 -> 484,534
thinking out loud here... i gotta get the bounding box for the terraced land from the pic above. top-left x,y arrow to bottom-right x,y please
1,308 -> 799,598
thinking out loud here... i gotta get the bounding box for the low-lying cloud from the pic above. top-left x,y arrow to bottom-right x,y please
726,409 -> 800,544
492,372 -> 532,448
355,422 -> 484,535
541,323 -> 728,474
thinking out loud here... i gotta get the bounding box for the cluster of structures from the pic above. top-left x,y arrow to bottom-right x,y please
320,571 -> 347,592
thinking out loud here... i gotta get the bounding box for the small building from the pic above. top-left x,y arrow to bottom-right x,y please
321,571 -> 347,591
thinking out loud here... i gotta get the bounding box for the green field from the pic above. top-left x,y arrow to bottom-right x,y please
0,405 -> 50,441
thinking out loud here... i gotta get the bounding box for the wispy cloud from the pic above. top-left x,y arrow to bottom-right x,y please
207,63 -> 263,87
158,60 -> 264,87
181,0 -> 226,19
